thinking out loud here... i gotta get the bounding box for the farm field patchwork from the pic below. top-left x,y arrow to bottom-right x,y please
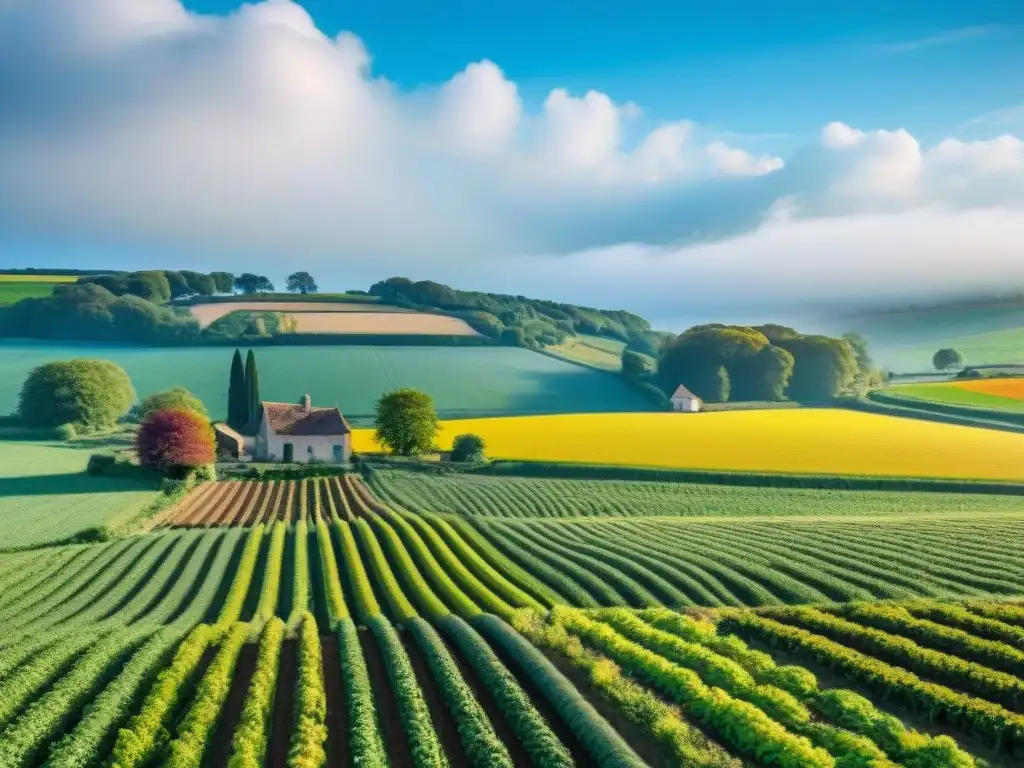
352,409 -> 1024,480
0,342 -> 653,422
1,474 -> 1022,766
890,379 -> 1024,412
0,274 -> 77,304
0,441 -> 157,551
369,468 -> 1024,518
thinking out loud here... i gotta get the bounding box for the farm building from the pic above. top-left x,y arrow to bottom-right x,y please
670,384 -> 702,413
213,422 -> 246,460
248,394 -> 352,464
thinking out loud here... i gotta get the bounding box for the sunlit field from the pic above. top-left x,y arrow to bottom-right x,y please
0,274 -> 77,303
893,378 -> 1024,412
353,409 -> 1024,480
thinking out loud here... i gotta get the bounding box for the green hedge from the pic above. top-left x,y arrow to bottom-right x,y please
862,391 -> 1024,430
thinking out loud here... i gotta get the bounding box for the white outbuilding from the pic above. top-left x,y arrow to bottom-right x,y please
249,394 -> 352,464
670,384 -> 702,413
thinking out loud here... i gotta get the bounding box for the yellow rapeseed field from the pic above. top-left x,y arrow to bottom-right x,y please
352,408 -> 1024,481
0,274 -> 76,283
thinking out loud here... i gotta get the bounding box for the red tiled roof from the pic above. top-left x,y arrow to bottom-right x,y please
261,400 -> 351,436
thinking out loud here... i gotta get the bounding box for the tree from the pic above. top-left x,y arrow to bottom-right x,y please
138,387 -> 208,421
748,345 -> 794,401
18,359 -> 135,430
776,335 -> 859,401
245,349 -> 261,426
210,272 -> 235,293
234,273 -> 274,295
163,271 -> 193,299
227,349 -> 248,430
125,271 -> 172,303
621,350 -> 651,378
374,388 -> 439,456
136,409 -> 215,477
180,271 -> 217,296
286,271 -> 319,294
451,433 -> 486,463
933,348 -> 964,371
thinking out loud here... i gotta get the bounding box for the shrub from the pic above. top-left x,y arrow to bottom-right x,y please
18,359 -> 135,430
86,453 -> 117,476
137,387 -> 209,420
450,433 -> 486,463
135,409 -> 215,477
54,422 -> 78,441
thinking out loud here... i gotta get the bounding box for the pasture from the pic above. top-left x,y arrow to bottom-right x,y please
352,409 -> 1024,480
543,334 -> 626,371
370,468 -> 1024,519
0,441 -> 157,550
1,473 -> 1020,766
0,342 -> 652,422
891,379 -> 1024,412
0,274 -> 77,304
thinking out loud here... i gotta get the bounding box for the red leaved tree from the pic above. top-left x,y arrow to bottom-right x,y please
136,408 -> 215,476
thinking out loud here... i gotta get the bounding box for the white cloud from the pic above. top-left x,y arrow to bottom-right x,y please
0,0 -> 1021,319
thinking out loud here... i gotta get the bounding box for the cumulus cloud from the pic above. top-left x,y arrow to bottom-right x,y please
0,0 -> 1021,319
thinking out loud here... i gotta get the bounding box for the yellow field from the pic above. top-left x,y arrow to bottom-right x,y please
352,408 -> 1024,480
0,274 -> 77,283
953,378 -> 1024,400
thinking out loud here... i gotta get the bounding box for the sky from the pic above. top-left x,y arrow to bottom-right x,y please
1,0 -> 1023,328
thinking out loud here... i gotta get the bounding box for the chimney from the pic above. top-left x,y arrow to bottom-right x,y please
302,394 -> 311,412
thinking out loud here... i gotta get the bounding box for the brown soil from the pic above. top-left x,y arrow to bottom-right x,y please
267,639 -> 298,768
165,483 -> 212,527
320,634 -> 350,766
401,631 -> 471,768
232,482 -> 263,526
438,629 -> 532,767
207,640 -> 259,766
360,627 -> 413,768
178,483 -> 222,526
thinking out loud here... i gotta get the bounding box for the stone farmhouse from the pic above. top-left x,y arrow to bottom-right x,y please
215,394 -> 352,463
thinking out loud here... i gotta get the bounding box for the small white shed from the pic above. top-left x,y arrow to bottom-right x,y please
670,384 -> 702,413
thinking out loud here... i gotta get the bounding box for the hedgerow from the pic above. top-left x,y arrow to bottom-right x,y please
229,617 -> 286,768
437,614 -> 575,768
474,613 -> 648,768
370,614 -> 448,767
287,612 -> 328,768
409,617 -> 513,767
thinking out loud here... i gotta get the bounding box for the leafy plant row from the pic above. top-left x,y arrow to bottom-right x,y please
967,601 -> 1024,629
166,622 -> 250,767
370,614 -> 448,768
437,614 -> 574,768
315,520 -> 349,624
906,602 -> 1024,649
763,606 -> 1024,708
0,630 -> 150,767
367,515 -> 450,621
337,618 -> 388,768
217,524 -> 266,628
722,612 -> 1024,750
354,518 -> 417,621
255,522 -> 287,625
391,509 -> 516,618
408,617 -> 513,767
109,624 -> 216,768
228,617 -> 286,768
829,603 -> 1024,677
288,520 -> 311,632
333,519 -> 382,623
637,608 -> 975,767
552,608 -> 833,767
288,612 -> 328,768
44,630 -> 186,768
474,613 -> 648,768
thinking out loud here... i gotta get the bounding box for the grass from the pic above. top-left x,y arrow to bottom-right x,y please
543,335 -> 625,371
353,409 -> 1024,481
888,326 -> 1024,370
370,468 -> 1024,519
0,275 -> 77,304
890,380 -> 1024,413
0,441 -> 157,550
0,342 -> 653,423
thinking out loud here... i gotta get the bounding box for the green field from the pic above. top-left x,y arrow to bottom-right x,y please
0,342 -> 652,422
0,280 -> 74,304
0,441 -> 157,550
369,468 -> 1024,519
544,334 -> 627,371
890,382 -> 1024,412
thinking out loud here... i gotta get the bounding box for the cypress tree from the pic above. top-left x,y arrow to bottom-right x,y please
245,349 -> 261,427
228,349 -> 246,429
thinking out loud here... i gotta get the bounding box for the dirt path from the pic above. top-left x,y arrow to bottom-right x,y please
439,630 -> 532,767
320,634 -> 350,766
360,628 -> 413,768
207,641 -> 259,766
267,639 -> 298,768
401,631 -> 471,768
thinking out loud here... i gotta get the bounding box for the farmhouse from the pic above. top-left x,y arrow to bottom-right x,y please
670,384 -> 702,413
249,394 -> 352,464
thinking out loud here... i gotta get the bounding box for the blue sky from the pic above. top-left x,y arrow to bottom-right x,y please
0,0 -> 1022,321
181,0 -> 1024,148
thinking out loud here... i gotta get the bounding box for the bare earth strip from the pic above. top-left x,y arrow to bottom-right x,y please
189,301 -> 412,327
